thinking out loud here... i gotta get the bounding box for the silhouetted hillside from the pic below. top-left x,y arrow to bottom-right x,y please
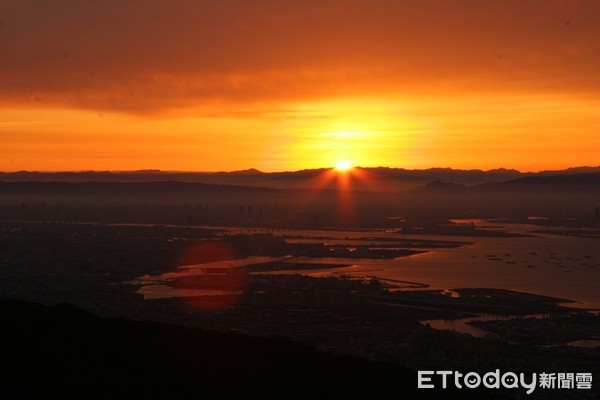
412,180 -> 469,194
362,167 -> 524,183
410,172 -> 600,194
1,171 -> 598,226
0,180 -> 280,195
536,166 -> 600,176
494,172 -> 600,187
465,172 -> 600,199
215,168 -> 265,175
0,299 -> 499,400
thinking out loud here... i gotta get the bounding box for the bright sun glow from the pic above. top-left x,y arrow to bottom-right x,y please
335,160 -> 352,171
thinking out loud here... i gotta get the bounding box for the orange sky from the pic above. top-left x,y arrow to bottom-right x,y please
1,1 -> 600,172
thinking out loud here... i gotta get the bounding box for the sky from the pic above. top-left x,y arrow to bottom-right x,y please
1,0 -> 600,172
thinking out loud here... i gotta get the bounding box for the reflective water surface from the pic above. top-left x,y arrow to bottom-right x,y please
136,222 -> 600,309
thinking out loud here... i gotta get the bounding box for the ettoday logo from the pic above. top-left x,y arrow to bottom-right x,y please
418,370 -> 593,394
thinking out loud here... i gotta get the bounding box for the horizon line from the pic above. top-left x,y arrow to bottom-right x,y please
2,165 -> 600,175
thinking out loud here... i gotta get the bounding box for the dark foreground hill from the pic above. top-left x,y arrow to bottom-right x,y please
0,300 -> 501,400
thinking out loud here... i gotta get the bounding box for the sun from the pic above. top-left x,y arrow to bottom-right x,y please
335,160 -> 352,171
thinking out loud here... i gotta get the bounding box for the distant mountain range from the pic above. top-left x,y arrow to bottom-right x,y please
1,169 -> 598,224
2,166 -> 600,191
412,172 -> 600,194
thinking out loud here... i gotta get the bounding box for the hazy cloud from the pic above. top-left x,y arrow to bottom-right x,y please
1,0 -> 600,113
